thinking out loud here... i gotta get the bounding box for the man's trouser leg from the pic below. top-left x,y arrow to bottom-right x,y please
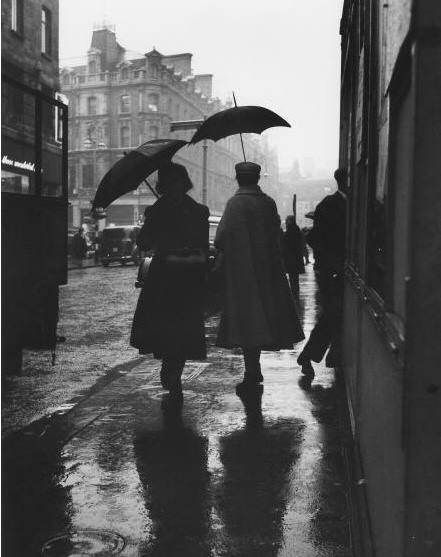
299,311 -> 331,363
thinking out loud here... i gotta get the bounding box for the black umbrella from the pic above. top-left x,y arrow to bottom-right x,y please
92,139 -> 187,210
190,92 -> 290,161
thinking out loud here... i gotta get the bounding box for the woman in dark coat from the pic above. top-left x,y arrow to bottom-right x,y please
130,163 -> 209,399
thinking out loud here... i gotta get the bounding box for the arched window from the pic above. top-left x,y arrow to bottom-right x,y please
120,94 -> 130,113
87,96 -> 97,115
121,67 -> 128,80
149,126 -> 159,140
120,125 -> 130,148
88,60 -> 96,74
148,93 -> 159,112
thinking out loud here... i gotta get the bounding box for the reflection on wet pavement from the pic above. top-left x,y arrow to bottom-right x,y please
3,267 -> 351,556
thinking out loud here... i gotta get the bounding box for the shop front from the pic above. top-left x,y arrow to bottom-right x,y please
2,76 -> 68,372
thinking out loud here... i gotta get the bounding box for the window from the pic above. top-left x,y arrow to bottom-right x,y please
1,170 -> 32,194
121,67 -> 128,80
41,7 -> 52,56
148,93 -> 159,112
120,94 -> 130,113
120,125 -> 130,148
149,126 -> 159,140
11,0 -> 23,34
82,164 -> 93,187
87,96 -> 97,115
88,60 -> 97,74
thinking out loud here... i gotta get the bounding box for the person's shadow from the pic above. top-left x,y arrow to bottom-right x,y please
216,387 -> 305,556
134,397 -> 210,557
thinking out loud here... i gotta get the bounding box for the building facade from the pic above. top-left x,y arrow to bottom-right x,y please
1,0 -> 68,370
61,26 -> 280,225
339,1 -> 441,555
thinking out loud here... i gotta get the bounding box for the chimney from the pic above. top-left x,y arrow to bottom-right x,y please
194,74 -> 213,98
162,53 -> 193,78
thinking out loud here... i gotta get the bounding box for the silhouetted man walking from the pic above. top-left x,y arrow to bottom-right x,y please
297,168 -> 347,379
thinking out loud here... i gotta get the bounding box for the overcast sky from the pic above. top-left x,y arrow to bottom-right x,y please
60,0 -> 343,173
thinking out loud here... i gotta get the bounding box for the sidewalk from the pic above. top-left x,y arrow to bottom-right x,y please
4,267 -> 353,556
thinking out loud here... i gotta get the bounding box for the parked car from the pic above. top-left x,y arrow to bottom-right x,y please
100,225 -> 141,266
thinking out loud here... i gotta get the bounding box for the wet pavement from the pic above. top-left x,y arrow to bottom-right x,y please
3,266 -> 353,556
2,264 -> 143,436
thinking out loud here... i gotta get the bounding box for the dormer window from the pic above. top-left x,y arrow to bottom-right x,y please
88,60 -> 97,74
121,67 -> 128,80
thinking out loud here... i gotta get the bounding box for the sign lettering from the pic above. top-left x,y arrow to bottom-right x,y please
2,155 -> 35,172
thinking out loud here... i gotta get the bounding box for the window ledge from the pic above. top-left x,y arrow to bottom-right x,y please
345,265 -> 405,366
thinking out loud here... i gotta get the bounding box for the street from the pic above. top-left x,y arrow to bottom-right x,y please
3,266 -> 352,556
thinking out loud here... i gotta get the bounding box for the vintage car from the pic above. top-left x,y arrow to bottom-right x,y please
100,225 -> 141,266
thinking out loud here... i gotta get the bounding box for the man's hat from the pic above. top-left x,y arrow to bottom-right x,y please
235,162 -> 261,176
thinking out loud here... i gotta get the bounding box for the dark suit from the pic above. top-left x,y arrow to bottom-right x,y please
300,190 -> 346,365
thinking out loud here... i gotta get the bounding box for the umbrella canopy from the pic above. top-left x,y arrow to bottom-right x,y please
190,106 -> 291,145
92,139 -> 187,210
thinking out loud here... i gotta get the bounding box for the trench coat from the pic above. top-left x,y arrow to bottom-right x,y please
215,186 -> 304,350
130,194 -> 209,360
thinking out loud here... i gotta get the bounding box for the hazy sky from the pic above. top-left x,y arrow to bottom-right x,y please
60,0 -> 343,172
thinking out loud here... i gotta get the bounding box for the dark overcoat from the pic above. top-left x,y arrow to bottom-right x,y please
130,194 -> 209,360
311,191 -> 346,275
215,186 -> 304,350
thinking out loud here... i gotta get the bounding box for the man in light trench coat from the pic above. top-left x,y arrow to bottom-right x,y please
215,162 -> 304,391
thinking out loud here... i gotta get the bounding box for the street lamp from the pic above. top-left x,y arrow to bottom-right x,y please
84,130 -> 106,256
169,118 -> 207,205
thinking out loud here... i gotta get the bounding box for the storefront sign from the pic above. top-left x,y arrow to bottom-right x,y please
2,155 -> 35,173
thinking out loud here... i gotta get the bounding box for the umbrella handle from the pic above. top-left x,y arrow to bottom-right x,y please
232,91 -> 247,162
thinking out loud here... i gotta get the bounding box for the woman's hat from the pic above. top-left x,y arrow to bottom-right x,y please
157,162 -> 193,193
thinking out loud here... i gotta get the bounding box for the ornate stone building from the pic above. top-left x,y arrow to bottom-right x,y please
61,25 -> 280,225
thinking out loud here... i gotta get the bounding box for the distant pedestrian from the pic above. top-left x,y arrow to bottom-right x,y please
215,162 -> 304,392
72,227 -> 88,268
297,168 -> 347,379
130,162 -> 209,400
283,215 -> 306,300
